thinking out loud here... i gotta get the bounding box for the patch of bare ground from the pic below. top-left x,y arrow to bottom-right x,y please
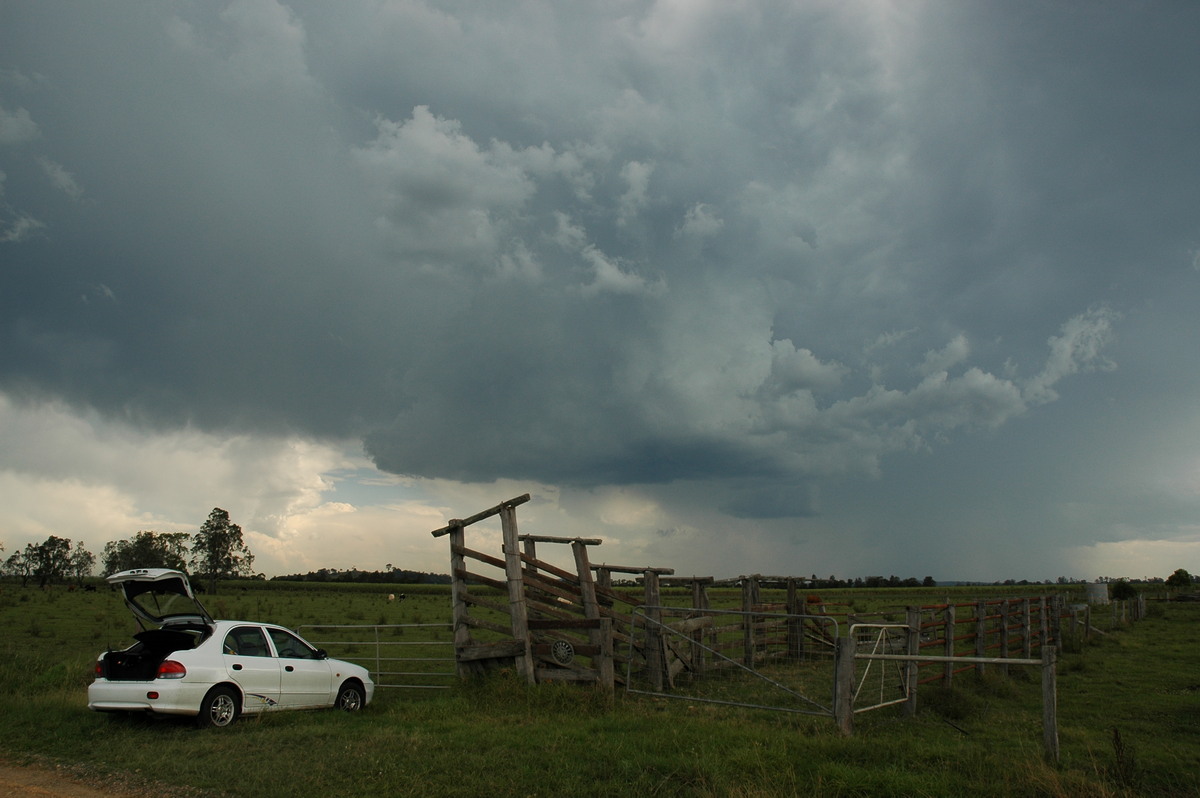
0,758 -> 213,798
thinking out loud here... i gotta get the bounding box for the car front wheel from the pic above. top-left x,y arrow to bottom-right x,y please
197,686 -> 240,728
336,681 -> 365,712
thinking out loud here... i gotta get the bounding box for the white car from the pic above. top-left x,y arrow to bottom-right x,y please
88,568 -> 374,728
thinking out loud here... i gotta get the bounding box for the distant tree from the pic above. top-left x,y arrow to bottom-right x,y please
922,576 -> 936,588
29,535 -> 74,587
2,547 -> 33,586
1165,568 -> 1192,589
190,508 -> 254,595
1110,579 -> 1137,601
102,531 -> 191,576
68,541 -> 96,586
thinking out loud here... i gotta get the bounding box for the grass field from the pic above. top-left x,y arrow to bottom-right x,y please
0,580 -> 1196,797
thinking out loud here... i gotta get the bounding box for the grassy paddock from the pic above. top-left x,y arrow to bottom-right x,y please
0,582 -> 1196,796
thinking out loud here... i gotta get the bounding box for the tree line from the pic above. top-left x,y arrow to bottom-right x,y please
271,567 -> 451,585
1,507 -> 255,594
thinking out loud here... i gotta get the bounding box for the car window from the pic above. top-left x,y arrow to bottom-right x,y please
223,626 -> 271,657
267,628 -> 319,659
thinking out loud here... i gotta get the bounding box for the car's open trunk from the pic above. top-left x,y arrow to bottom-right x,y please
100,628 -> 206,681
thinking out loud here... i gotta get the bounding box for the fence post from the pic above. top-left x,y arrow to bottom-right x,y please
1021,599 -> 1032,659
692,578 -> 709,674
644,569 -> 664,692
448,524 -> 473,678
943,604 -> 955,687
999,600 -> 1010,677
572,540 -> 613,696
741,575 -> 759,668
1052,595 -> 1064,653
975,600 -> 987,677
1038,596 -> 1049,649
1042,645 -> 1059,764
833,636 -> 855,736
905,607 -> 920,717
500,503 -> 535,684
786,579 -> 803,661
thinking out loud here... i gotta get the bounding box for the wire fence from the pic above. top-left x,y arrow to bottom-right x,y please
622,606 -> 839,716
296,623 -> 456,689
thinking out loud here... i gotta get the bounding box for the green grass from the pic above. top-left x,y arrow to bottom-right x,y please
0,582 -> 1196,797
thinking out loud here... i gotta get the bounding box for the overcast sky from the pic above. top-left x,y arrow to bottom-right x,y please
2,1 -> 1198,584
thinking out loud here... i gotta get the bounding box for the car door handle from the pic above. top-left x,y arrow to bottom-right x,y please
285,665 -> 295,672
232,664 -> 243,671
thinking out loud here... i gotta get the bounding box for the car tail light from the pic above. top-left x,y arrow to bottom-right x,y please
94,662 -> 104,678
156,660 -> 187,679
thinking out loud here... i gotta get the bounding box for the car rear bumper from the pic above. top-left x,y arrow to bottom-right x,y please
88,679 -> 211,717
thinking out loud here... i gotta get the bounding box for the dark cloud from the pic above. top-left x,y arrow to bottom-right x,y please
2,1 -> 1199,578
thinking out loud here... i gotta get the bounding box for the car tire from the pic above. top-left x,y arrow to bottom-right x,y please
197,685 -> 240,728
336,680 -> 365,712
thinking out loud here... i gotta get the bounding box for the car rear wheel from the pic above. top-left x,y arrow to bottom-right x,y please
197,686 -> 240,728
336,680 -> 365,712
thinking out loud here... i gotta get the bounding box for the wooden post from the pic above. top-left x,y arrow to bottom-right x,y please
691,578 -> 708,675
1042,646 -> 1059,764
1039,597 -> 1049,651
786,579 -> 801,661
975,600 -> 987,677
1052,595 -> 1064,653
448,524 -> 473,678
1021,599 -> 1033,659
942,604 -> 956,687
905,607 -> 920,717
833,636 -> 855,736
999,600 -> 1010,677
522,537 -> 538,576
644,569 -> 664,692
741,576 -> 759,668
572,540 -> 613,695
500,503 -> 535,683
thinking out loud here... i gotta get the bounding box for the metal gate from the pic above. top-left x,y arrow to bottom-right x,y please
622,606 -> 840,716
297,623 -> 456,689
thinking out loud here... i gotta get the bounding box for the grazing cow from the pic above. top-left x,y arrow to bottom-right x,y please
387,594 -> 395,602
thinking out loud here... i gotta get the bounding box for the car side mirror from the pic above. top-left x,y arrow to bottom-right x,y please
315,648 -> 328,659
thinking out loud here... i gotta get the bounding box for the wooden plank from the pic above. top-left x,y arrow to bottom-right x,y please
592,564 -> 676,575
528,618 -> 602,630
456,639 -> 527,662
531,643 -> 603,657
431,494 -> 531,537
667,616 -> 714,634
523,570 -> 581,602
453,543 -> 506,571
659,576 -> 715,585
519,534 -> 603,545
460,590 -> 511,616
526,598 -> 577,620
462,615 -> 514,636
454,568 -> 507,592
521,554 -> 580,585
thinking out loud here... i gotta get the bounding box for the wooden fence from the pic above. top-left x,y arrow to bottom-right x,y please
430,494 -> 1143,748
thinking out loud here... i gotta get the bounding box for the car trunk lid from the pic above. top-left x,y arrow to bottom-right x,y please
106,568 -> 214,629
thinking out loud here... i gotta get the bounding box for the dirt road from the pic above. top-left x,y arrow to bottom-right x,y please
0,762 -> 184,798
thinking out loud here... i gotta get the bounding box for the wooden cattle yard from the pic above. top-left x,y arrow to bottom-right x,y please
430,493 -> 1139,760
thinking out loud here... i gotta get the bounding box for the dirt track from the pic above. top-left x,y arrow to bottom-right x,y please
0,762 -> 180,798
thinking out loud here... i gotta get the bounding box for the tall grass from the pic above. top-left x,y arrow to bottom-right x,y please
1,583 -> 1196,797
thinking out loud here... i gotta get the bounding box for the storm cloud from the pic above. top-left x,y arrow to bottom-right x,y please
2,1 -> 1198,581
